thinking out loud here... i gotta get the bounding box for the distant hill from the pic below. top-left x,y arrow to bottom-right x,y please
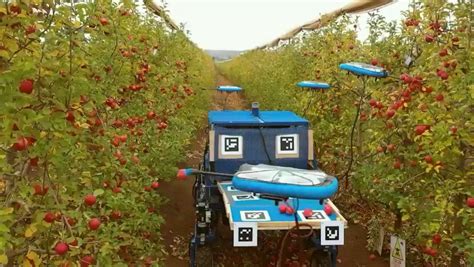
205,50 -> 243,61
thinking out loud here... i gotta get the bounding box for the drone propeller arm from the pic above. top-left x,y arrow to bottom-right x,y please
177,168 -> 234,180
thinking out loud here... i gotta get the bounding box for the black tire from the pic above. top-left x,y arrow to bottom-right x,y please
310,249 -> 331,267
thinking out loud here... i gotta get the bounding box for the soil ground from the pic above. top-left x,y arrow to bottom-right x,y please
159,74 -> 389,267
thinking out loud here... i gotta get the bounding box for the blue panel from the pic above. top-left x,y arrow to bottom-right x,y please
220,183 -> 338,223
339,62 -> 388,78
208,111 -> 308,126
297,81 -> 331,89
259,112 -> 308,125
217,85 -> 242,92
230,197 -> 338,223
213,126 -> 309,173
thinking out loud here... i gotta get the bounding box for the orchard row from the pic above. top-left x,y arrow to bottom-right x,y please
1,1 -> 214,266
221,1 -> 472,266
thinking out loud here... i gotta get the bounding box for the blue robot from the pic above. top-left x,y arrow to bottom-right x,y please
178,63 -> 388,267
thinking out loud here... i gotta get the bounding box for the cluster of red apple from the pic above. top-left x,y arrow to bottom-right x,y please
45,194 -> 102,265
277,203 -> 333,217
12,136 -> 36,151
422,233 -> 442,258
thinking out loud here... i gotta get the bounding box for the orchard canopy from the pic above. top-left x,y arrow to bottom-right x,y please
0,0 -> 473,267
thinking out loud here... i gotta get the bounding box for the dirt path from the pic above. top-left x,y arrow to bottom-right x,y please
159,73 -> 388,267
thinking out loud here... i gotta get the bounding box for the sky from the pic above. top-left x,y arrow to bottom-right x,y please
163,0 -> 411,51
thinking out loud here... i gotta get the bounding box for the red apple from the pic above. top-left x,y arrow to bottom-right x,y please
65,111 -> 75,122
386,109 -> 395,119
99,17 -> 109,26
110,210 -> 122,220
323,204 -> 333,215
428,248 -> 437,257
30,157 -> 39,167
369,254 -> 376,261
435,94 -> 444,102
303,208 -> 312,218
467,197 -> 474,208
376,101 -> 384,109
112,187 -> 122,193
393,160 -> 401,169
13,137 -> 29,151
9,5 -> 21,14
387,144 -> 396,152
436,70 -> 448,80
450,126 -> 457,135
369,99 -> 377,107
425,35 -> 434,43
285,206 -> 295,215
25,24 -> 36,35
112,120 -> 123,128
157,122 -> 168,130
371,59 -> 378,66
278,204 -> 287,213
438,48 -> 448,57
66,217 -> 76,226
151,181 -> 160,189
33,184 -> 48,196
400,73 -> 412,84
84,194 -> 96,206
423,86 -> 433,94
131,155 -> 140,164
415,125 -> 430,135
88,218 -> 101,230
111,137 -> 120,147
432,233 -> 441,244
44,212 -> 56,223
147,111 -> 156,119
118,135 -> 127,142
55,242 -> 69,255
19,79 -> 34,94
80,255 -> 95,267
424,155 -> 433,164
69,239 -> 78,246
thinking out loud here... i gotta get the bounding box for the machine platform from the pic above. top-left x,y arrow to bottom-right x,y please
217,181 -> 347,230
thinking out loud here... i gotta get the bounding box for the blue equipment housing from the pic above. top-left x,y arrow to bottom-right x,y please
208,110 -> 311,174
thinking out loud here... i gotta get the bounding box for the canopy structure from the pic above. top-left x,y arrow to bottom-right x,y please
257,0 -> 395,49
296,81 -> 331,89
144,0 -> 180,31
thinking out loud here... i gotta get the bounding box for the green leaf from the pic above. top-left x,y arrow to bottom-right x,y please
93,189 -> 105,196
0,254 -> 8,265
